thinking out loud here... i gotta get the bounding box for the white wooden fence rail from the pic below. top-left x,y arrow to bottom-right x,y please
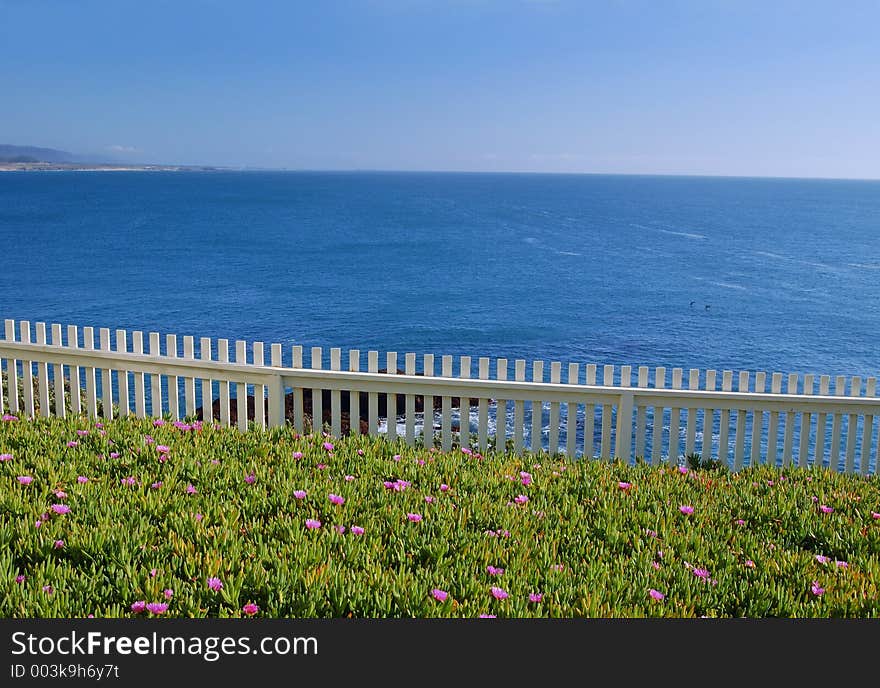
1,319 -> 878,475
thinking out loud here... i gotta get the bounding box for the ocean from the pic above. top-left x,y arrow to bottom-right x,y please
2,170 -> 878,381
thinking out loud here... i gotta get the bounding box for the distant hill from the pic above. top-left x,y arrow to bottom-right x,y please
0,144 -> 77,163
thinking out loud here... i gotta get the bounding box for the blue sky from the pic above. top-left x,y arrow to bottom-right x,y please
1,0 -> 878,177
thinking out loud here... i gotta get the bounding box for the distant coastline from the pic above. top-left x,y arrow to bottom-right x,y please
0,162 -> 221,172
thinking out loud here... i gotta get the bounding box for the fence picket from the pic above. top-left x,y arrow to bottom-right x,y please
719,371 -> 733,466
829,376 -> 845,471
199,337 -> 213,422
386,352 -> 397,443
798,374 -> 814,468
35,323 -> 50,417
310,347 -> 323,435
4,320 -> 19,414
253,341 -> 265,429
863,378 -> 877,475
132,331 -> 145,418
616,365 -> 633,461
166,334 -> 179,422
685,368 -> 699,457
404,353 -> 416,446
292,346 -> 305,432
330,348 -> 342,438
781,373 -> 798,467
441,355 -> 453,451
235,341 -> 248,431
750,372 -> 766,466
814,375 -> 830,468
367,351 -> 378,436
600,365 -> 614,460
566,362 -> 579,457
496,359 -> 508,452
349,350 -> 360,436
423,354 -> 434,446
513,360 -> 525,454
703,370 -> 717,459
650,366 -> 664,465
183,336 -> 195,418
83,326 -> 98,419
20,321 -> 35,418
461,356 -> 472,448
734,371 -> 749,470
531,361 -> 544,453
668,368 -> 682,465
549,362 -> 561,455
845,376 -> 861,473
478,358 -> 489,451
634,366 -> 648,460
217,339 -> 230,427
52,324 -> 66,418
98,328 -> 113,420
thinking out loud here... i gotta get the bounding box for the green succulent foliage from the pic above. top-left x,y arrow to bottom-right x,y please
0,414 -> 878,618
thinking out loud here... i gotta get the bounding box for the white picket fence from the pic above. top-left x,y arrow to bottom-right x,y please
1,318 -> 878,475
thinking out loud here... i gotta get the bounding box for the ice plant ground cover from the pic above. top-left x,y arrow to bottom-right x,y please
1,415 -> 878,618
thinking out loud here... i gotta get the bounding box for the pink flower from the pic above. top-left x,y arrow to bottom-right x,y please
121,476 -> 137,486
323,442 -> 334,452
551,564 -> 565,572
513,495 -> 529,504
649,589 -> 665,601
67,441 -> 78,448
332,525 -> 345,534
745,560 -> 756,568
678,466 -> 688,474
872,512 -> 880,519
50,504 -> 70,515
520,472 -> 532,486
432,589 -> 448,602
692,567 -> 711,580
156,445 -> 170,453
34,520 -> 42,528
146,602 -> 168,614
486,566 -> 504,576
0,453 -> 12,461
462,447 -> 473,455
618,481 -> 632,491
328,494 -> 345,505
819,505 -> 833,514
15,575 -> 26,584
42,585 -> 54,594
479,614 -> 496,618
293,490 -> 307,499
835,561 -> 848,569
811,496 -> 819,503
242,603 -> 259,616
77,476 -> 89,483
186,484 -> 197,495
815,555 -> 830,565
490,586 -> 509,600
651,561 -> 661,570
424,496 -> 435,504
810,581 -> 825,596
207,577 -> 223,591
305,519 -> 321,530
163,589 -> 174,599
529,593 -> 543,603
356,449 -> 365,456
344,475 -> 355,482
151,481 -> 163,489
53,540 -> 65,549
440,484 -> 449,492
17,476 -> 33,485
54,490 -> 67,498
150,568 -> 158,578
679,505 -> 695,515
244,474 -> 256,484
152,419 -> 165,427
130,601 -> 146,613
350,525 -> 365,535
316,463 -> 328,470
407,513 -> 423,522
292,451 -> 303,460
110,452 -> 120,459
735,519 -> 746,526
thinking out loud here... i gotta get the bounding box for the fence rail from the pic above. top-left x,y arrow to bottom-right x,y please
1,318 -> 878,474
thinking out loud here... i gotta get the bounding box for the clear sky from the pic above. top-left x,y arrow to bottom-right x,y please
1,0 -> 878,178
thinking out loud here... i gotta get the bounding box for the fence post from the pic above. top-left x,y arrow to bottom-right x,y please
268,374 -> 285,428
615,391 -> 634,462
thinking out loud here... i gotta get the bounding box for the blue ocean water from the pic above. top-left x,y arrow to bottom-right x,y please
2,171 -> 878,382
